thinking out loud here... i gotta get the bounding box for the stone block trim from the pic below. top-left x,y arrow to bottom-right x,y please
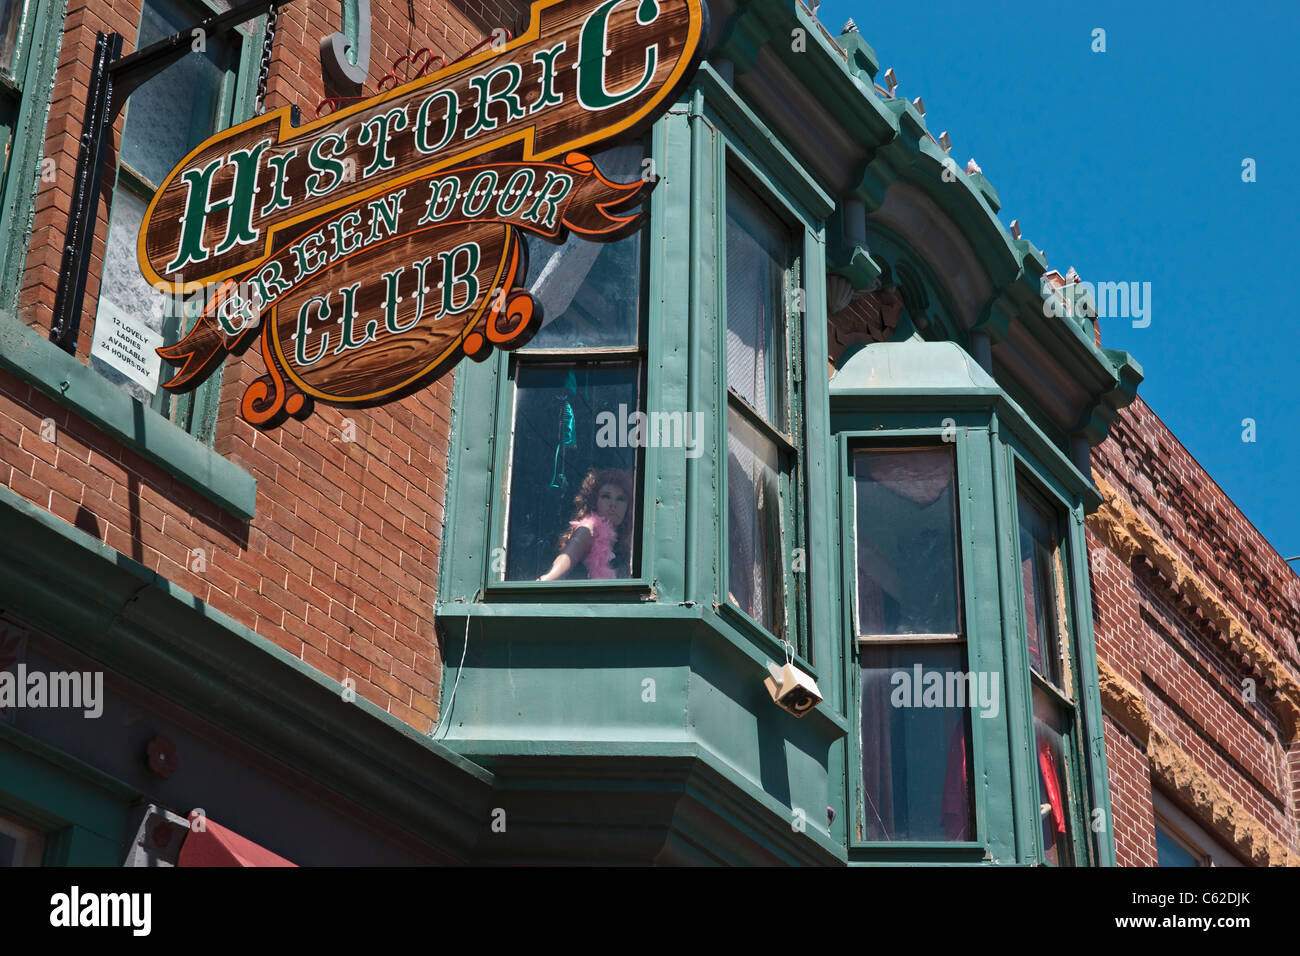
1089,472 -> 1300,742
1098,659 -> 1297,866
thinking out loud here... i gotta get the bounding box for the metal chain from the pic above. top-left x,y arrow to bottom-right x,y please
255,2 -> 279,114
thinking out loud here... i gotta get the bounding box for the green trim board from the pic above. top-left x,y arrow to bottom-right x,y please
0,308 -> 257,519
0,721 -> 139,865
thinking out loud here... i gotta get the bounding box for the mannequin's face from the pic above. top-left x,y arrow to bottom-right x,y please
596,483 -> 628,528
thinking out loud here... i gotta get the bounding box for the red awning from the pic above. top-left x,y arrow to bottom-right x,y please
177,818 -> 297,867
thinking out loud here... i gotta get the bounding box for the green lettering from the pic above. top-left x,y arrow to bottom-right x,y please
306,132 -> 348,197
577,0 -> 659,111
366,188 -> 406,245
414,89 -> 458,154
359,106 -> 409,178
438,243 -> 480,316
291,232 -> 329,282
465,63 -> 527,139
530,42 -> 566,113
497,168 -> 534,217
260,148 -> 297,216
252,260 -> 292,307
522,171 -> 574,230
294,295 -> 331,366
381,262 -> 424,334
165,139 -> 269,273
462,170 -> 497,218
331,282 -> 375,353
329,210 -> 364,260
419,176 -> 460,225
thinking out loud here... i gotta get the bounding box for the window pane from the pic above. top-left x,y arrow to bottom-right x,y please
859,643 -> 973,842
120,0 -> 236,188
522,144 -> 644,351
1033,686 -> 1075,866
725,178 -> 789,425
523,232 -> 641,350
726,406 -> 785,635
1155,824 -> 1204,867
0,0 -> 24,78
853,448 -> 960,636
1018,490 -> 1064,687
505,363 -> 640,581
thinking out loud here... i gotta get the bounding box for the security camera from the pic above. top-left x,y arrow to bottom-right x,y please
764,662 -> 823,718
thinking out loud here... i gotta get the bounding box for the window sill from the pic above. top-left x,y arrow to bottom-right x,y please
485,577 -> 656,602
0,310 -> 256,521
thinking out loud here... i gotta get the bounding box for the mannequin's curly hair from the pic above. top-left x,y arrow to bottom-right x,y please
559,467 -> 635,574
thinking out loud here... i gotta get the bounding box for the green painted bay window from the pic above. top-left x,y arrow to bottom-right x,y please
91,0 -> 261,442
832,334 -> 1115,864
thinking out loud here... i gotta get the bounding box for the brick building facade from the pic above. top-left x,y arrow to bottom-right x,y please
1089,397 -> 1300,866
0,0 -> 1295,865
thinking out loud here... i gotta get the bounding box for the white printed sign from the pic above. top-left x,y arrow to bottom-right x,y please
90,302 -> 163,394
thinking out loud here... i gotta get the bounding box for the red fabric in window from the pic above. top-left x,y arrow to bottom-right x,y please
941,724 -> 969,840
1038,738 -> 1067,835
177,819 -> 296,867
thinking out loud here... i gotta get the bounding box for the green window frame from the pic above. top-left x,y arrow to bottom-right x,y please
0,720 -> 137,865
89,0 -> 263,444
1011,470 -> 1094,866
716,152 -> 811,662
485,140 -> 656,594
839,425 -> 990,857
850,441 -> 976,845
0,0 -> 64,312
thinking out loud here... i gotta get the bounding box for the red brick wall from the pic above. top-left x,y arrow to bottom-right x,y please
1091,397 -> 1300,864
2,0 -> 503,732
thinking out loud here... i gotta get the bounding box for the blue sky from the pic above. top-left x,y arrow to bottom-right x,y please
819,0 -> 1300,562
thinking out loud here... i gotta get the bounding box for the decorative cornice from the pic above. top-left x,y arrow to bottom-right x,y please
1148,729 -> 1298,867
1097,661 -> 1297,866
1089,473 -> 1300,742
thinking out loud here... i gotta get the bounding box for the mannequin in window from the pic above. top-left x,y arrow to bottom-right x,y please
538,468 -> 634,581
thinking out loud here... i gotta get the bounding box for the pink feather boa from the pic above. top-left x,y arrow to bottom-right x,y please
571,514 -> 618,579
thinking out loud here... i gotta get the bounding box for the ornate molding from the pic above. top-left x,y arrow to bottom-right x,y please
1098,661 -> 1297,866
1089,473 -> 1300,743
1148,729 -> 1298,867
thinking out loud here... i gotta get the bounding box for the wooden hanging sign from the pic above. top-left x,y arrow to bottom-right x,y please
139,0 -> 709,428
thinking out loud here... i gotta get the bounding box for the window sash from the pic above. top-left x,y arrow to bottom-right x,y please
725,400 -> 789,638
721,167 -> 805,654
1016,476 -> 1087,866
1016,482 -> 1075,701
724,174 -> 793,431
851,445 -> 964,641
